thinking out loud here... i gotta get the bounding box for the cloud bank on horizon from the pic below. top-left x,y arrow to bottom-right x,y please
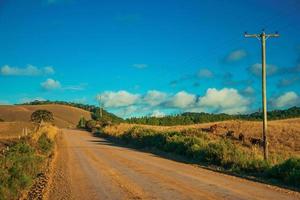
95,88 -> 299,118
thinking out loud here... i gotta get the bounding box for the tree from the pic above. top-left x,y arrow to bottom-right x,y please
31,110 -> 54,124
77,116 -> 87,128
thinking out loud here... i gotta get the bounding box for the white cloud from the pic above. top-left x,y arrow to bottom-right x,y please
248,63 -> 278,76
133,64 -> 148,69
151,110 -> 165,118
198,88 -> 249,114
97,90 -> 140,108
197,69 -> 213,78
242,86 -> 255,95
43,66 -> 55,74
0,65 -> 55,76
277,76 -> 300,87
144,90 -> 167,106
63,83 -> 86,91
41,79 -> 61,90
225,49 -> 247,62
271,91 -> 299,108
118,106 -> 139,118
19,97 -> 46,104
95,88 -> 252,117
168,91 -> 196,108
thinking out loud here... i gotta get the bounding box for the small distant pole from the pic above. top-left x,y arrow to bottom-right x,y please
98,96 -> 103,118
244,30 -> 279,160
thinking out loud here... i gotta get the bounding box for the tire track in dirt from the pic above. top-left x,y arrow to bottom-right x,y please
81,147 -> 154,199
85,143 -> 219,200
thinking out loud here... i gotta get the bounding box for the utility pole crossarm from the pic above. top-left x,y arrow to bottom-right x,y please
244,33 -> 260,38
266,33 -> 280,37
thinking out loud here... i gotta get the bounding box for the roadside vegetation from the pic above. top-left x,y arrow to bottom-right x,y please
79,111 -> 300,189
0,110 -> 57,200
104,126 -> 299,188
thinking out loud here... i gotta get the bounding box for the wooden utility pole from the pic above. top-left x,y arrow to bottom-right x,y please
98,96 -> 103,118
244,30 -> 279,160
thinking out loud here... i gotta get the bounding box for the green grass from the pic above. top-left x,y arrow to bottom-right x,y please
37,133 -> 54,155
101,126 -> 300,188
267,158 -> 300,187
0,134 -> 54,200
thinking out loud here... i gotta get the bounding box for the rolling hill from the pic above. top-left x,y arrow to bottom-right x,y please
0,104 -> 92,128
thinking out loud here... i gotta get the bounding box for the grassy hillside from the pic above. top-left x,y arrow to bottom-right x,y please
104,118 -> 300,157
19,100 -> 123,123
0,104 -> 91,128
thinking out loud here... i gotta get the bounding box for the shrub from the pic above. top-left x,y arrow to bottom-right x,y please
0,142 -> 44,199
85,120 -> 98,131
37,133 -> 54,154
0,126 -> 56,199
267,157 -> 300,186
77,116 -> 87,128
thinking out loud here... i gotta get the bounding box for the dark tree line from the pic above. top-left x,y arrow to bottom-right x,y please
126,107 -> 300,126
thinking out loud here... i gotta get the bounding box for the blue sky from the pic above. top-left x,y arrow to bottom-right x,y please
0,0 -> 300,118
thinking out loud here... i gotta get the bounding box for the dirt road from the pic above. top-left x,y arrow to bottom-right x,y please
47,129 -> 299,200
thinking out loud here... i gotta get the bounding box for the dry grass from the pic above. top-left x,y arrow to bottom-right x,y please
0,122 -> 34,139
104,118 -> 300,158
31,123 -> 59,142
0,104 -> 91,128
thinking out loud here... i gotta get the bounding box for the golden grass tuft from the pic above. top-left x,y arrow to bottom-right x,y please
31,123 -> 58,142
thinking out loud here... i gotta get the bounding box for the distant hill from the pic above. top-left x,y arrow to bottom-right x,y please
19,100 -> 124,123
127,107 -> 300,126
0,104 -> 91,128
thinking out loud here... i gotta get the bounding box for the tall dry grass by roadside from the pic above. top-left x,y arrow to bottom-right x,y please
103,119 -> 300,157
31,123 -> 58,142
